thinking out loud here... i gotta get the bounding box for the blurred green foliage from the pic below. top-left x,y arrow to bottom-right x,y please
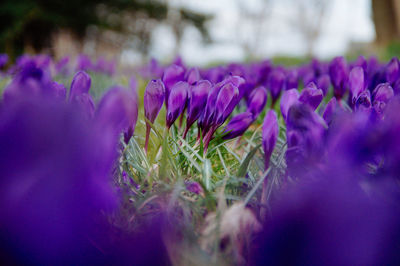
0,0 -> 211,60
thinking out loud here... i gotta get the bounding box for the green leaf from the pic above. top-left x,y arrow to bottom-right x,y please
236,144 -> 261,178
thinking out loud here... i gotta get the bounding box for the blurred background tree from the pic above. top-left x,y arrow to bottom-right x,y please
0,0 -> 211,60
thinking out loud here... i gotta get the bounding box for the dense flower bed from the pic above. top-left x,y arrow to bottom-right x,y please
1,54 -> 400,265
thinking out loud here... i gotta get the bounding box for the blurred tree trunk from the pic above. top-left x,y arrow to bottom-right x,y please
372,0 -> 400,44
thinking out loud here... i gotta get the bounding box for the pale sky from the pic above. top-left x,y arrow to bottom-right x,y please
123,0 -> 375,66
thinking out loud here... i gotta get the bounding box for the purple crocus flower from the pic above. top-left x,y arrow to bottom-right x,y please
214,82 -> 239,125
349,67 -> 365,104
96,86 -> 138,143
199,75 -> 244,135
262,110 -> 279,168
372,83 -> 394,116
222,112 -> 254,140
76,54 -> 92,71
322,97 -> 337,125
385,57 -> 399,86
298,82 -> 324,110
185,67 -> 201,85
329,56 -> 349,100
0,97 -> 117,264
251,178 -> 400,265
144,79 -> 165,152
68,71 -> 95,118
69,71 -> 91,100
54,56 -> 70,76
285,69 -> 298,90
162,64 -> 185,105
267,69 -> 285,106
50,81 -> 67,99
247,86 -> 268,119
280,88 -> 300,122
184,80 -> 212,138
316,74 -> 331,96
166,81 -> 189,129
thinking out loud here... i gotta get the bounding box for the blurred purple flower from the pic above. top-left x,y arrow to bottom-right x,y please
96,86 -> 138,143
76,54 -> 92,71
355,90 -> 372,114
349,66 -> 365,105
267,69 -> 285,106
322,97 -> 337,125
0,54 -> 9,68
223,112 -> 254,140
162,64 -> 185,106
262,110 -> 279,169
285,69 -> 298,90
316,74 -> 331,96
247,86 -> 268,119
68,71 -> 94,118
185,67 -> 201,85
166,81 -> 189,129
385,57 -> 399,86
299,82 -> 323,110
372,83 -> 394,116
329,56 -> 349,100
0,97 -> 117,264
185,181 -> 204,195
280,88 -> 299,122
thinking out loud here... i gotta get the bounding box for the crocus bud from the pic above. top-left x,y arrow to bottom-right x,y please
144,79 -> 165,152
185,181 -> 204,195
76,54 -> 92,71
267,69 -> 285,105
262,110 -> 279,168
96,86 -> 138,142
299,82 -> 324,110
144,79 -> 165,124
329,56 -> 348,99
223,112 -> 254,140
349,67 -> 365,104
385,58 -> 399,86
70,93 -> 95,119
323,97 -> 337,125
372,83 -> 394,116
215,82 -> 239,125
69,71 -> 91,101
316,74 -> 331,96
286,69 -> 298,90
166,81 -> 189,129
162,64 -> 185,104
184,80 -> 212,138
280,89 -> 300,122
247,86 -> 268,119
185,67 -> 201,85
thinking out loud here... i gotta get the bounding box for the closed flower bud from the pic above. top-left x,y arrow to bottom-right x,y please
316,74 -> 331,96
299,82 -> 324,110
280,88 -> 300,122
96,86 -> 138,142
323,97 -> 337,124
185,67 -> 201,85
184,80 -> 212,137
144,79 -> 165,152
162,64 -> 185,105
69,71 -> 91,101
166,81 -> 189,129
215,82 -> 239,125
223,112 -> 254,140
267,69 -> 286,105
247,86 -> 268,119
349,67 -> 365,104
329,56 -> 348,99
385,57 -> 399,86
262,110 -> 279,168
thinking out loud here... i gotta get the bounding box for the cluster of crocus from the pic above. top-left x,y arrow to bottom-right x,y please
2,53 -> 400,265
